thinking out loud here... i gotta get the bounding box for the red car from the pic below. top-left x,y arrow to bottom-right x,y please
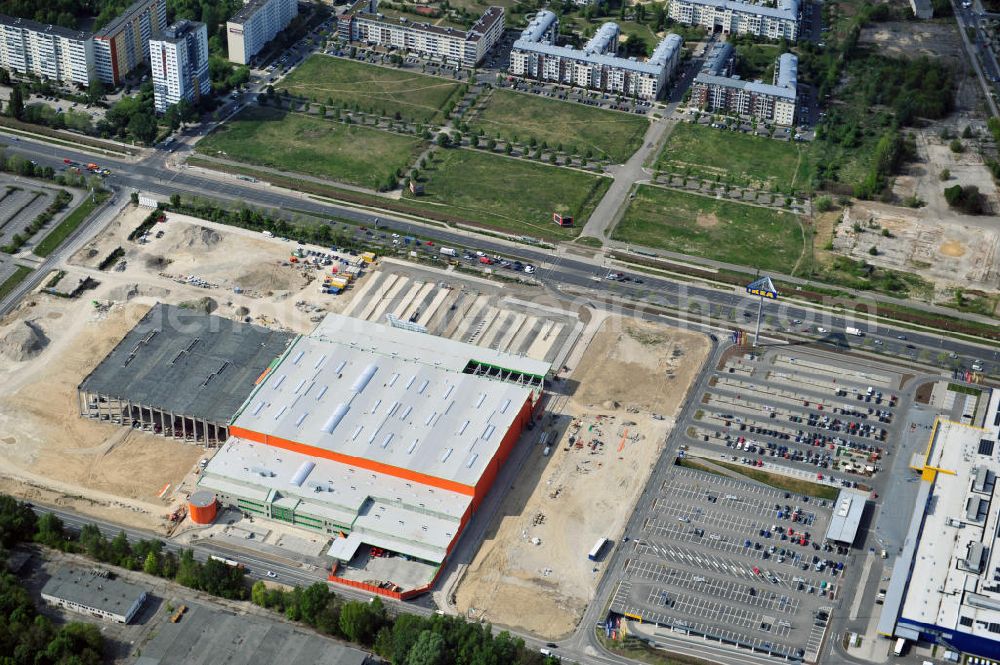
425,241 -> 434,246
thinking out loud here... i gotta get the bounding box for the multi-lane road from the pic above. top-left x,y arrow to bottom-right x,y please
4,133 -> 997,379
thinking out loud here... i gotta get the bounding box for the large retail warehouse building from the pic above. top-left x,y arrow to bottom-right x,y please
199,313 -> 549,593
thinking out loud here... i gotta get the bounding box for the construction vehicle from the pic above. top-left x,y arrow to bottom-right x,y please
170,605 -> 188,623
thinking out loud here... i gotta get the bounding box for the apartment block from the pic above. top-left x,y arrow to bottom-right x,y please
227,0 -> 299,65
509,11 -> 682,100
338,0 -> 504,68
669,0 -> 800,41
93,0 -> 168,85
150,20 -> 210,114
0,14 -> 94,85
690,44 -> 797,126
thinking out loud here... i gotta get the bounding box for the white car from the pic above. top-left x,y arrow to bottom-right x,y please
266,571 -> 277,578
816,327 -> 828,333
475,250 -> 486,257
524,265 -> 536,274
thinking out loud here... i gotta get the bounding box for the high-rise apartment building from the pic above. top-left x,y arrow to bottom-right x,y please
150,20 -> 210,113
226,0 -> 298,65
0,14 -> 94,85
93,0 -> 168,86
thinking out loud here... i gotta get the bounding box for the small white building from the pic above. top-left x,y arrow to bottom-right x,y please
41,568 -> 147,624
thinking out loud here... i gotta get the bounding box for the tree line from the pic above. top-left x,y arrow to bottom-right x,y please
0,495 -> 106,665
1,494 -> 567,665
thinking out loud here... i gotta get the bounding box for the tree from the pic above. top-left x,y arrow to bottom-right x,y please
34,512 -> 65,548
0,495 -> 36,547
339,598 -> 385,645
939,168 -> 950,181
299,582 -> 332,626
87,79 -> 106,104
130,191 -> 140,206
949,139 -> 964,153
8,85 -> 24,120
406,630 -> 446,665
251,580 -> 268,607
170,193 -> 181,208
0,68 -> 9,85
109,530 -> 131,564
128,112 -> 158,144
868,245 -> 878,256
143,551 -> 160,576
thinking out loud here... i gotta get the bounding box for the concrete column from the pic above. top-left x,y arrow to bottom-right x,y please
181,417 -> 188,441
202,419 -> 209,445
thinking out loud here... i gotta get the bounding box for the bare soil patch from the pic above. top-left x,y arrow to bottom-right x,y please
696,212 -> 719,229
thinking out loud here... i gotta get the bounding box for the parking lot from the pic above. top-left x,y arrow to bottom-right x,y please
610,468 -> 843,661
685,349 -> 908,493
606,347 -> 915,662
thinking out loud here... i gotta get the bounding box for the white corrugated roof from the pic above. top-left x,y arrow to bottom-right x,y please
897,408 -> 1000,644
232,314 -> 544,488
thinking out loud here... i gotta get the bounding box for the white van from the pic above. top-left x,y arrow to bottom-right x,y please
893,637 -> 906,656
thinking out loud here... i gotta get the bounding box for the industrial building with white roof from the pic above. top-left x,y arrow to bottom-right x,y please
878,389 -> 1000,659
200,313 -> 548,577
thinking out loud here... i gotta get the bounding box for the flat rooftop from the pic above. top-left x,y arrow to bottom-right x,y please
135,601 -> 370,665
41,568 -> 145,616
231,313 -> 544,489
79,303 -> 293,425
312,312 -> 550,379
200,439 -> 470,562
824,489 -> 866,544
894,405 -> 1000,644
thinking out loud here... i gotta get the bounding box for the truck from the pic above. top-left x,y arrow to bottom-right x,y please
588,537 -> 610,561
209,555 -> 245,570
893,638 -> 906,656
845,327 -> 863,336
439,247 -> 457,257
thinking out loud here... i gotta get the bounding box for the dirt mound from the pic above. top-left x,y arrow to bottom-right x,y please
106,283 -> 171,302
180,226 -> 221,248
178,297 -> 218,314
0,321 -> 48,361
144,255 -> 173,270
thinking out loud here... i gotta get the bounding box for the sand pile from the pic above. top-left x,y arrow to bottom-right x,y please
180,226 -> 221,248
0,321 -> 48,361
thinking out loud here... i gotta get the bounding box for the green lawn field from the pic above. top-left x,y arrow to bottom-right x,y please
468,89 -> 648,163
279,55 -> 463,124
613,185 -> 805,273
656,122 -> 813,192
196,106 -> 425,191
405,149 -> 611,239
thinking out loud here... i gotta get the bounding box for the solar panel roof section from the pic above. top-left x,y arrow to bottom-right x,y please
231,330 -> 536,489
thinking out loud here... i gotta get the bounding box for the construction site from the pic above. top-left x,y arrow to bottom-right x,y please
451,314 -> 710,638
0,199 -> 712,608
